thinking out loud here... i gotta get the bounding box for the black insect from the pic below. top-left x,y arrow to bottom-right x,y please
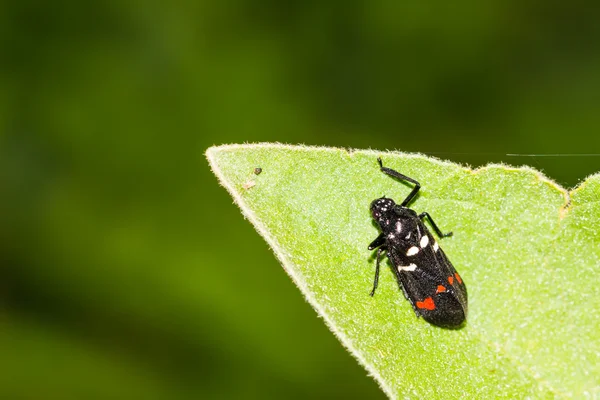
368,158 -> 468,328
254,167 -> 262,175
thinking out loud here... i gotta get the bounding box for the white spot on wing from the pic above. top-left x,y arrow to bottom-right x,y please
398,263 -> 417,272
420,235 -> 429,248
406,246 -> 419,256
433,241 -> 439,252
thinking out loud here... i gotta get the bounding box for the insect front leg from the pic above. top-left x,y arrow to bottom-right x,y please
419,212 -> 453,238
370,246 -> 386,296
368,233 -> 385,250
377,158 -> 421,207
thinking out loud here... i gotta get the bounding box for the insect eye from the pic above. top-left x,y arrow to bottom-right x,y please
369,200 -> 381,212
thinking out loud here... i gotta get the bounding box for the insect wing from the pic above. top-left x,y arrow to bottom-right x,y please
388,226 -> 467,328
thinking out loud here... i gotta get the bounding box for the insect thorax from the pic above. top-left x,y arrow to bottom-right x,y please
378,207 -> 419,238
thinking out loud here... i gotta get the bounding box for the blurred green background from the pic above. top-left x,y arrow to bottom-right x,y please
2,1 -> 600,398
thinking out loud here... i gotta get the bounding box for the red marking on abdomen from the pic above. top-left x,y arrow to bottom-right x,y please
436,285 -> 447,293
455,273 -> 463,284
448,276 -> 455,285
416,297 -> 435,310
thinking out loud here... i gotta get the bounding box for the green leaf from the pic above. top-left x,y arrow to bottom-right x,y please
206,143 -> 600,399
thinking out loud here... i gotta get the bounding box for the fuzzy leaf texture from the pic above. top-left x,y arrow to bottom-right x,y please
206,143 -> 600,399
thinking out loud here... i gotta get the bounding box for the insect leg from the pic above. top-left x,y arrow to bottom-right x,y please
368,233 -> 385,250
370,246 -> 386,296
377,157 -> 421,207
419,212 -> 453,238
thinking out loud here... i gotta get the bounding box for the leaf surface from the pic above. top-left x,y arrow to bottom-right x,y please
207,143 -> 600,399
